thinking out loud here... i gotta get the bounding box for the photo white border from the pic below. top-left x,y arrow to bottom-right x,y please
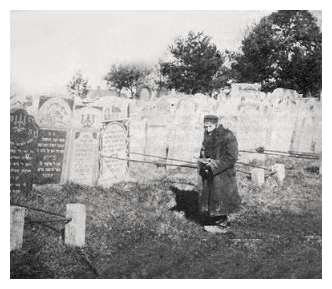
1,1 -> 329,288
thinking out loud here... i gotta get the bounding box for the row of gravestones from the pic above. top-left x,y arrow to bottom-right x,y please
10,106 -> 130,195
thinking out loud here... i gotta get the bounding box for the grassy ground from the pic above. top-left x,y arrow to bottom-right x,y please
10,156 -> 321,279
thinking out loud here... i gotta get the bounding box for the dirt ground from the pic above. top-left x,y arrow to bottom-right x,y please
10,156 -> 322,279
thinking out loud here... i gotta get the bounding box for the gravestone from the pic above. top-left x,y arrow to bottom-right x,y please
168,98 -> 198,163
65,203 -> 86,247
98,121 -> 129,186
251,168 -> 265,186
10,109 -> 39,195
10,206 -> 26,251
37,96 -> 73,129
69,130 -> 99,186
35,129 -> 67,184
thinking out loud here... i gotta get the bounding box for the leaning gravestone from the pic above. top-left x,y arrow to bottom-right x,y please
10,109 -> 39,195
68,130 -> 99,186
98,121 -> 129,186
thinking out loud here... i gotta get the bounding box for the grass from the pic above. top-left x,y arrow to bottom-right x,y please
10,157 -> 321,278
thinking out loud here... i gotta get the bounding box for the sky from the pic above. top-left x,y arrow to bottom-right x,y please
11,10 -> 321,96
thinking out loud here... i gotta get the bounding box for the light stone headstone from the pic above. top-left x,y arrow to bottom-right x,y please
98,121 -> 129,186
65,203 -> 86,247
251,168 -> 265,186
69,130 -> 99,186
10,206 -> 26,251
271,163 -> 286,185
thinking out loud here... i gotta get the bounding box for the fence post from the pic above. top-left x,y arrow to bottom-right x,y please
65,203 -> 86,247
10,206 -> 26,251
272,163 -> 286,185
251,168 -> 265,186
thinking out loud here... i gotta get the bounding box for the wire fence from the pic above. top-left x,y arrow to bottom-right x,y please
239,147 -> 320,160
10,202 -> 72,224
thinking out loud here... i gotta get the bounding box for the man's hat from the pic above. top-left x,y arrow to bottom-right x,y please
204,114 -> 219,123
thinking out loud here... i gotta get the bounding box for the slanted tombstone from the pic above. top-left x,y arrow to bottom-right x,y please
68,130 -> 99,186
10,109 -> 39,195
98,121 -> 129,186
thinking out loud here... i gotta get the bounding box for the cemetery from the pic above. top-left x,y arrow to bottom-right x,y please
10,84 -> 322,278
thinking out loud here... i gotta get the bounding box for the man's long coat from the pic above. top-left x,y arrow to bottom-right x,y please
199,124 -> 242,216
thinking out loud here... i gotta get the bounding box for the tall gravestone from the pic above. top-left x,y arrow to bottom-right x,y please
98,121 -> 129,186
10,109 -> 39,195
68,130 -> 99,186
35,96 -> 73,184
168,98 -> 198,164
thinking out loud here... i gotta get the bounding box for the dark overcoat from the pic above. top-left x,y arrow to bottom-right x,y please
199,124 -> 241,216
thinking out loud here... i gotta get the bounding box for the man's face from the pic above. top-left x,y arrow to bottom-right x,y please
204,121 -> 217,133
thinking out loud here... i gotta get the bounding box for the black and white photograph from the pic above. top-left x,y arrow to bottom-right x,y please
8,6 -> 324,280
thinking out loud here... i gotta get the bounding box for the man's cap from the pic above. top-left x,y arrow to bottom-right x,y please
204,114 -> 219,123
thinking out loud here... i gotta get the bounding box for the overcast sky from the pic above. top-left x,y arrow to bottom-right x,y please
11,11 -> 321,95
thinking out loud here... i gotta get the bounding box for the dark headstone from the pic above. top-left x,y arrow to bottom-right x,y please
10,109 -> 39,195
35,129 -> 67,184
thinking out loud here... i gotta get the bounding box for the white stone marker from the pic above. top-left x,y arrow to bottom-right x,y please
272,163 -> 286,185
65,203 -> 86,247
251,168 -> 265,186
10,206 -> 26,251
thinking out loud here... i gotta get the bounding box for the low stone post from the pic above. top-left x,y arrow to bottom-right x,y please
10,206 -> 26,251
65,203 -> 86,247
272,163 -> 286,185
251,168 -> 265,186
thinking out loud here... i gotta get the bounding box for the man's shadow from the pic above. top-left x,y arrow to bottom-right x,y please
169,185 -> 206,225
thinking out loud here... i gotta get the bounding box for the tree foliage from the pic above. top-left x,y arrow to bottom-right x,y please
232,10 -> 322,97
67,71 -> 89,99
104,64 -> 151,97
160,31 -> 227,96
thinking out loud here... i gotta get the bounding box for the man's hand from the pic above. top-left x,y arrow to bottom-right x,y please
198,162 -> 214,180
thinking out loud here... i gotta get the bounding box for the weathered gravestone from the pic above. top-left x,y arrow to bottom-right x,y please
37,96 -> 73,129
98,121 -> 129,186
168,98 -> 198,163
68,130 -> 99,186
10,206 -> 26,251
10,109 -> 39,195
35,97 -> 73,184
34,129 -> 67,184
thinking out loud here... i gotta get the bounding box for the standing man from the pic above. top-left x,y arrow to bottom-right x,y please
198,115 -> 241,230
